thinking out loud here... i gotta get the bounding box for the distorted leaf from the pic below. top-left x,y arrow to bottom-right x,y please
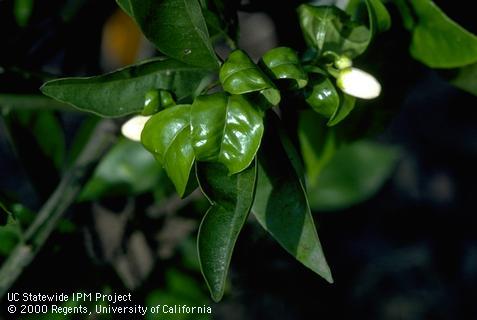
365,0 -> 391,36
220,50 -> 281,106
141,105 -> 194,197
261,47 -> 308,89
305,74 -> 340,119
327,92 -> 356,126
297,4 -> 370,58
191,93 -> 264,174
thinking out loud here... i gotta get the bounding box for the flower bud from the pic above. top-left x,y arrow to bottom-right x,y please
337,67 -> 381,99
335,56 -> 352,70
121,115 -> 151,142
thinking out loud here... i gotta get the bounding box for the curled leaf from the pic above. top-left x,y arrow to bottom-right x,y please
219,50 -> 281,106
261,47 -> 308,89
141,105 -> 194,197
297,4 -> 370,58
142,89 -> 176,116
365,0 -> 391,36
305,75 -> 340,118
191,93 -> 264,174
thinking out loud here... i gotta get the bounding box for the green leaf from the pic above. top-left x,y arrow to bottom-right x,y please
297,4 -> 371,58
197,160 -> 257,302
191,93 -> 264,174
141,105 -> 195,197
365,0 -> 391,36
308,140 -> 400,211
124,0 -> 219,69
29,112 -> 66,170
260,47 -> 308,89
220,50 -> 281,106
406,0 -> 477,68
41,58 -> 213,117
304,74 -> 340,118
14,0 -> 33,27
393,0 -> 414,31
327,93 -> 356,126
142,89 -> 176,116
0,219 -> 20,256
298,111 -> 337,186
0,200 -> 35,256
7,110 -> 66,171
79,139 -> 162,201
3,111 -> 65,199
252,117 -> 333,283
347,0 -> 391,35
116,0 -> 133,16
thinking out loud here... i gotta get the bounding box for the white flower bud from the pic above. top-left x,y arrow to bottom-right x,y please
121,115 -> 151,142
337,67 -> 381,99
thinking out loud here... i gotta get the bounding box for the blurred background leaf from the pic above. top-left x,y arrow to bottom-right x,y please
79,139 -> 162,201
307,140 -> 400,211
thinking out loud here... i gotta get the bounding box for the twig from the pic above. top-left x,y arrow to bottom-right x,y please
0,120 -> 117,299
0,94 -> 76,113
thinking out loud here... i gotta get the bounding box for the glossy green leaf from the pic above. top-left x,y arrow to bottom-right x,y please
298,111 -> 337,186
191,93 -> 264,174
197,160 -> 256,302
123,0 -> 220,69
79,139 -> 162,201
141,105 -> 194,197
328,92 -> 356,126
14,0 -> 33,27
142,90 -> 176,116
297,4 -> 370,58
142,90 -> 160,116
252,118 -> 333,283
261,47 -> 308,89
41,58 -> 212,117
407,0 -> 477,68
220,50 -> 281,106
308,140 -> 400,211
305,75 -> 340,118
